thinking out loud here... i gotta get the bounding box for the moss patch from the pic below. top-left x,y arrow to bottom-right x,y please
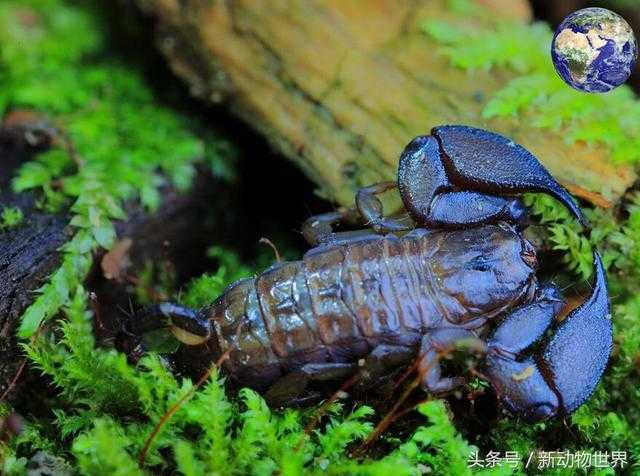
0,206 -> 24,231
0,0 -> 234,337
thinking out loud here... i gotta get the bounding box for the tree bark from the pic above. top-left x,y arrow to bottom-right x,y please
135,0 -> 635,209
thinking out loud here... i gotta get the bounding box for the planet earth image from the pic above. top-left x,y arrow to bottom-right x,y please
551,8 -> 637,93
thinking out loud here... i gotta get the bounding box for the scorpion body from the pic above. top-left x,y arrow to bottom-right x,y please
208,224 -> 535,390
125,126 -> 612,422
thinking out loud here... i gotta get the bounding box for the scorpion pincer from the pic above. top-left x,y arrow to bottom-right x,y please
124,125 -> 612,422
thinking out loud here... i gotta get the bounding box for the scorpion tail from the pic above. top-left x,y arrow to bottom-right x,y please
485,252 -> 612,421
126,302 -> 212,346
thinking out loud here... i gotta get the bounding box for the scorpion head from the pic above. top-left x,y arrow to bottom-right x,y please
431,223 -> 538,322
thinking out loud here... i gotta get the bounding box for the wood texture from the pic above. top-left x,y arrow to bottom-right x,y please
136,0 -> 635,209
0,125 -> 67,400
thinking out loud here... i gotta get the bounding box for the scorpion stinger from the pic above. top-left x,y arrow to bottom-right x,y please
397,125 -> 588,229
484,252 -> 612,421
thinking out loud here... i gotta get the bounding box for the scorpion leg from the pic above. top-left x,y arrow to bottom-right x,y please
302,208 -> 362,246
419,328 -> 486,393
355,181 -> 413,233
485,253 -> 612,421
126,302 -> 212,346
397,126 -> 587,228
354,344 -> 415,391
265,362 -> 356,407
302,187 -> 412,247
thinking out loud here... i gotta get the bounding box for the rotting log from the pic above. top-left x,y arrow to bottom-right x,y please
0,124 -> 67,401
135,0 -> 635,209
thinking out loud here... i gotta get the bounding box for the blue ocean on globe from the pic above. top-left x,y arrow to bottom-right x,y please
551,8 -> 637,93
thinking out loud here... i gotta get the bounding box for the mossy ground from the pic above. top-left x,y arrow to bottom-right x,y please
1,1 -> 640,475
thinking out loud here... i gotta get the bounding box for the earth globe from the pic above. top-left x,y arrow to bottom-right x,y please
551,8 -> 637,93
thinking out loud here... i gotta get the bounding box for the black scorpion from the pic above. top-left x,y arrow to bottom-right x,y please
125,125 -> 612,422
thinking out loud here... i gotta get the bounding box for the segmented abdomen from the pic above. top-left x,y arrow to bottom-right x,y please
208,231 -> 447,388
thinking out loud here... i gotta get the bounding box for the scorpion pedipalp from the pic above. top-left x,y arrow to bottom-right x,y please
539,251 -> 612,414
397,125 -> 588,229
484,252 -> 612,421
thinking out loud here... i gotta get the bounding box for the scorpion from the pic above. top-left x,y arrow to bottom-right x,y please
124,125 -> 612,422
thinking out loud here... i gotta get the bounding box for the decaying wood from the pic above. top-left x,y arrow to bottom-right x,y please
0,124 -> 67,400
135,0 -> 635,209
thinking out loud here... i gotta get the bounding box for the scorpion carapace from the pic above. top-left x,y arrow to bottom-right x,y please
123,125 -> 612,422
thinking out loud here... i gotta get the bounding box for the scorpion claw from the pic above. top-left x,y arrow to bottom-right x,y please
540,251 -> 612,415
432,126 -> 587,226
485,252 -> 612,421
397,126 -> 588,229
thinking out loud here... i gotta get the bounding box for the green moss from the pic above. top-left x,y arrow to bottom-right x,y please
0,206 -> 24,230
0,0 -> 235,337
521,191 -> 640,301
180,272 -> 229,309
134,261 -> 178,306
0,3 -> 501,468
606,0 -> 639,8
446,0 -> 482,15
